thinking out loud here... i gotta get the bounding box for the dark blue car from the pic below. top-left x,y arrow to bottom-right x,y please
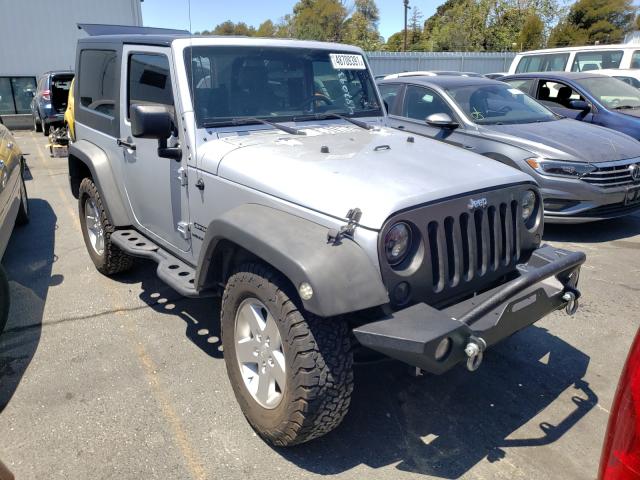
501,72 -> 640,140
30,71 -> 74,136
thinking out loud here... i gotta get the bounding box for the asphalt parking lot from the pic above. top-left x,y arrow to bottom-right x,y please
1,130 -> 639,479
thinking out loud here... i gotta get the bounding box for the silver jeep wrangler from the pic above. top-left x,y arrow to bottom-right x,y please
68,26 -> 585,446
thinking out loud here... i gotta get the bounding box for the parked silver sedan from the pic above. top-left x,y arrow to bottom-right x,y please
0,125 -> 29,333
378,75 -> 640,223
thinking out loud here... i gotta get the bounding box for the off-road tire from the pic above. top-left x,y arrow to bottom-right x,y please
33,114 -> 42,133
42,121 -> 50,136
15,170 -> 29,226
78,177 -> 134,275
0,265 -> 9,334
221,263 -> 354,446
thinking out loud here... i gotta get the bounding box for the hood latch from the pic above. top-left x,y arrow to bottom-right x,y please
327,208 -> 362,245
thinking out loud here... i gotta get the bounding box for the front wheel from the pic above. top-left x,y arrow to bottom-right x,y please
221,263 -> 354,446
33,114 -> 41,133
78,177 -> 133,275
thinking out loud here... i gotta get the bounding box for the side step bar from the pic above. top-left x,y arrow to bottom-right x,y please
111,229 -> 213,298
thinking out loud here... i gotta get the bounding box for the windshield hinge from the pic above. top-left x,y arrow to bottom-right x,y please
177,167 -> 187,186
177,221 -> 191,240
327,208 -> 362,245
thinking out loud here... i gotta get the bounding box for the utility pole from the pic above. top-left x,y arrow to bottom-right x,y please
403,0 -> 410,51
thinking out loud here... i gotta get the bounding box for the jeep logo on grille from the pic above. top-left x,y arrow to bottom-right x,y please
467,198 -> 488,210
630,164 -> 640,182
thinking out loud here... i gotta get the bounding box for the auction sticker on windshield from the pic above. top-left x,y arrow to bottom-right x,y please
330,53 -> 366,70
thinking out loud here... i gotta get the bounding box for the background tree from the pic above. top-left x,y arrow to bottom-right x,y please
383,31 -> 405,51
343,0 -> 383,50
291,0 -> 347,42
518,13 -> 545,50
211,20 -> 257,36
256,20 -> 276,37
549,0 -> 637,46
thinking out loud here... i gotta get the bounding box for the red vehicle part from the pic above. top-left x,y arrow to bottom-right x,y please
599,330 -> 640,479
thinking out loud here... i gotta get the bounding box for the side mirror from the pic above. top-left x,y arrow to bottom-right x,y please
426,113 -> 459,129
568,99 -> 590,111
130,104 -> 182,160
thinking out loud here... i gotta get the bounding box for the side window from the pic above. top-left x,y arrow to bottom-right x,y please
128,53 -> 174,118
505,79 -> 534,94
378,83 -> 403,114
537,80 -> 583,107
403,85 -> 454,121
571,50 -> 623,72
615,76 -> 640,89
632,51 -> 640,69
515,53 -> 569,73
79,49 -> 117,118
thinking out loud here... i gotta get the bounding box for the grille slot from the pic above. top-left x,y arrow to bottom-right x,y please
426,201 -> 520,292
582,161 -> 638,188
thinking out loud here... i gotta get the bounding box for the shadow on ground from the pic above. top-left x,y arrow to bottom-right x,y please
544,213 -> 640,243
0,199 -> 57,410
122,258 -> 595,478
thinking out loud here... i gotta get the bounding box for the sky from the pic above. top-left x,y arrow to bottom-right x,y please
141,0 -> 437,41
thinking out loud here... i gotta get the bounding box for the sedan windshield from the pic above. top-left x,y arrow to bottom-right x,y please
445,83 -> 557,125
576,76 -> 640,109
184,46 -> 382,127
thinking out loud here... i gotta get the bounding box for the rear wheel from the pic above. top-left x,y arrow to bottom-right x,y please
33,114 -> 41,133
78,177 -> 133,275
42,121 -> 50,136
221,263 -> 354,446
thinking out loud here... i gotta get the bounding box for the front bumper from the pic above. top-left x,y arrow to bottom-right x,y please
353,245 -> 585,374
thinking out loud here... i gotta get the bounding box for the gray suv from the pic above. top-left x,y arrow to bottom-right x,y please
68,28 -> 585,446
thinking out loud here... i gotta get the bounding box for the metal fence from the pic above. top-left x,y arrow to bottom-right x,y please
365,51 -> 517,76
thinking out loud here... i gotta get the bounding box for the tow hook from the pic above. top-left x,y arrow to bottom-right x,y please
464,336 -> 487,372
562,291 -> 579,316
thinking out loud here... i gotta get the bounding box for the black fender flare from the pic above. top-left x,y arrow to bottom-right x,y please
68,140 -> 130,226
195,204 -> 390,318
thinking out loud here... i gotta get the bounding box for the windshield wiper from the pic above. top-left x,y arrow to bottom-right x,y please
613,105 -> 640,110
294,112 -> 374,130
202,117 -> 306,135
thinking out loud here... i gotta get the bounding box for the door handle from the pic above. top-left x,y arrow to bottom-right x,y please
397,125 -> 406,130
117,138 -> 136,150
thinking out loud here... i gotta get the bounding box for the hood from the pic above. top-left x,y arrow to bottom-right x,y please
208,124 -> 531,229
479,118 -> 640,163
615,108 -> 640,119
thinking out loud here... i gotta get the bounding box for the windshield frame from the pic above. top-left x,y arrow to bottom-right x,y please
575,75 -> 640,110
182,45 -> 384,129
444,82 -> 560,126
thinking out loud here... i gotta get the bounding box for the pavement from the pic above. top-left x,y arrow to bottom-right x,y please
1,129 -> 639,480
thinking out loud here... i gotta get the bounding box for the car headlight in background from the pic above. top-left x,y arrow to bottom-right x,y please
525,158 -> 596,178
384,222 -> 412,265
521,189 -> 537,222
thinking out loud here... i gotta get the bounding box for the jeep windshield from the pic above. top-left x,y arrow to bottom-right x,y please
184,46 -> 382,128
445,83 -> 558,125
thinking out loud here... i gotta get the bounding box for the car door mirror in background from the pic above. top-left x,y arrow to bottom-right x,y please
426,113 -> 459,129
568,99 -> 590,111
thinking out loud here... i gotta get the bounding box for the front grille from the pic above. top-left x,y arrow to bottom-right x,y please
425,202 -> 521,293
378,184 -> 539,308
582,160 -> 640,188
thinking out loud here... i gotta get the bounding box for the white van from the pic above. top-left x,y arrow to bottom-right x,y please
508,44 -> 640,74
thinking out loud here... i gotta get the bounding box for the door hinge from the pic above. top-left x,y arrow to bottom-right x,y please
177,167 -> 187,186
177,222 -> 191,240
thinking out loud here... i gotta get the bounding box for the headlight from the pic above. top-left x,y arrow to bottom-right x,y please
526,158 -> 596,178
384,222 -> 412,265
521,189 -> 537,222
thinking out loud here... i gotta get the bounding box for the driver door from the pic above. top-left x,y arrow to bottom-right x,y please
118,45 -> 190,253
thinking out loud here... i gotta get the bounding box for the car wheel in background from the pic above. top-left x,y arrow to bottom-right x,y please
221,263 -> 354,446
0,264 -> 9,334
15,171 -> 29,226
42,120 -> 50,136
78,177 -> 134,275
33,114 -> 41,133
